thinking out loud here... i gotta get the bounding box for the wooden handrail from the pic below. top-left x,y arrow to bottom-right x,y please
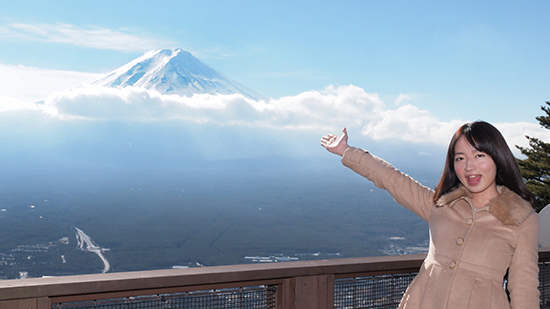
0,254 -> 426,301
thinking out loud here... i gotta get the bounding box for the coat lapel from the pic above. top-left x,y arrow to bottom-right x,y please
435,186 -> 471,208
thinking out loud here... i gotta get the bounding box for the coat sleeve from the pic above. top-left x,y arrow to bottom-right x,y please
341,147 -> 435,221
508,212 -> 540,309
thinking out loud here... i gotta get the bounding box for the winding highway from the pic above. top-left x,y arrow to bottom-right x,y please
75,227 -> 110,273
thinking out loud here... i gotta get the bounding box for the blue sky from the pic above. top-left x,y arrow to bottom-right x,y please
1,1 -> 549,151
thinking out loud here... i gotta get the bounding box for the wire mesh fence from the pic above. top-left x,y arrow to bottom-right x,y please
541,261 -> 550,309
334,273 -> 416,309
334,261 -> 550,309
51,285 -> 277,309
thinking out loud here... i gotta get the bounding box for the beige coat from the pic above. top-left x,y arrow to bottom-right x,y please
342,147 -> 540,309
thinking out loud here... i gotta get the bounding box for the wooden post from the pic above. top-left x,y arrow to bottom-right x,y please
281,275 -> 334,309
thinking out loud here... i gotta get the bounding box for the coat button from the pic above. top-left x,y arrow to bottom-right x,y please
449,260 -> 456,269
466,218 -> 473,226
456,237 -> 464,246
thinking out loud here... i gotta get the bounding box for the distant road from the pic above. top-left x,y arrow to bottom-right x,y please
75,227 -> 110,273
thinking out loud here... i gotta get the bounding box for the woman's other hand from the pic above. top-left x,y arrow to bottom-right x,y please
321,128 -> 350,157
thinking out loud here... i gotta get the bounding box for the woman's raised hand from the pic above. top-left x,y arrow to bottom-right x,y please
321,127 -> 350,157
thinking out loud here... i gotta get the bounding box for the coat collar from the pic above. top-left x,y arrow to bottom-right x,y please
435,185 -> 534,226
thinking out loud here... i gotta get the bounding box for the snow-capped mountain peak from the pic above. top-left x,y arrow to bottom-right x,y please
92,48 -> 265,101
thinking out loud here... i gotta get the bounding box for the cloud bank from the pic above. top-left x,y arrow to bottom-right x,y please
16,84 -> 546,152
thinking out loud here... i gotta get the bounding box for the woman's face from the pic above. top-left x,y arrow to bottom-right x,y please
453,136 -> 498,203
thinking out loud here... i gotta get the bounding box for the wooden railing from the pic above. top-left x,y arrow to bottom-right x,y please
1,248 -> 549,309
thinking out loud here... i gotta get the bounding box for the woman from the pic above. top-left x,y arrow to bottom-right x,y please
321,121 -> 539,308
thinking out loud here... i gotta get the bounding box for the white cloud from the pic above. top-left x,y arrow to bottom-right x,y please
394,93 -> 414,105
5,83 -> 546,154
0,23 -> 174,52
493,122 -> 550,152
361,104 -> 467,145
0,95 -> 39,112
0,63 -> 102,103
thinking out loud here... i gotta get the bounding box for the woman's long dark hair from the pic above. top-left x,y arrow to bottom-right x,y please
433,121 -> 534,207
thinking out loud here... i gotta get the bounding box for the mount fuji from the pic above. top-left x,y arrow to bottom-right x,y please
92,48 -> 266,101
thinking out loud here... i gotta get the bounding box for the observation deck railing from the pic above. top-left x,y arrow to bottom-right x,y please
0,248 -> 549,309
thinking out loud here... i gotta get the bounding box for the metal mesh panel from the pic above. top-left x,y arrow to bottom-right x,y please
541,261 -> 550,309
51,285 -> 277,309
334,273 -> 417,309
335,261 -> 550,309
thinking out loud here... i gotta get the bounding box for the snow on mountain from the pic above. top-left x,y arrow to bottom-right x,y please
92,48 -> 266,101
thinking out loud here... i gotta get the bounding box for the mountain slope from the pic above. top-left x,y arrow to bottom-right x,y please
92,49 -> 266,101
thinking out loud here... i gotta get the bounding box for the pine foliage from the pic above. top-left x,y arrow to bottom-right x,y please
516,101 -> 550,212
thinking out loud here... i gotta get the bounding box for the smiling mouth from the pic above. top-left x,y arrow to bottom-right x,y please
466,175 -> 481,186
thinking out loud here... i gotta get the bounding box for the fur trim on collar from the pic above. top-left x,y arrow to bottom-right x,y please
435,185 -> 472,207
435,185 -> 534,226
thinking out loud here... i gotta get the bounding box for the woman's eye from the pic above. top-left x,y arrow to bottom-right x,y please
454,157 -> 463,162
476,153 -> 486,158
